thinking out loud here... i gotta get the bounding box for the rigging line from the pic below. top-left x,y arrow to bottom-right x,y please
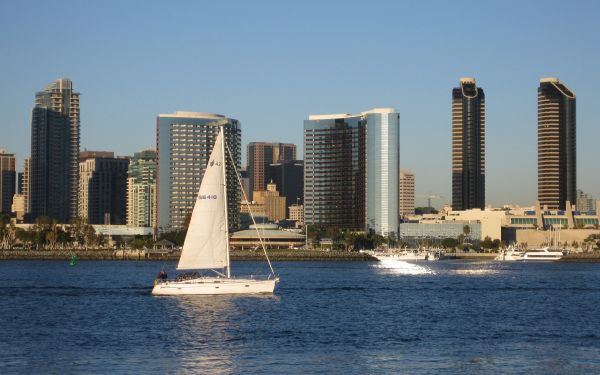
224,139 -> 276,277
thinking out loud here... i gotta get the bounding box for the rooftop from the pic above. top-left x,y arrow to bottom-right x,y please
308,108 -> 397,120
158,111 -> 229,120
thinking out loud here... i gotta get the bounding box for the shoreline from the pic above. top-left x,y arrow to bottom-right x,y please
0,249 -> 376,261
2,249 -> 599,262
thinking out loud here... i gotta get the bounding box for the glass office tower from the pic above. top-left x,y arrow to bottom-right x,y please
365,109 -> 400,236
156,112 -> 241,232
304,108 -> 399,236
30,78 -> 80,223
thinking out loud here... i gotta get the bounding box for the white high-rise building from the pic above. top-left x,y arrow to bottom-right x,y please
156,112 -> 241,232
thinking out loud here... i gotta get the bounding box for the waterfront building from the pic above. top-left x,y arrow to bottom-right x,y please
253,181 -> 286,222
127,149 -> 156,228
268,160 -> 303,212
503,200 -> 600,248
399,169 -> 415,216
156,111 -> 241,231
231,223 -> 305,249
79,151 -> 129,224
11,194 -> 25,221
0,149 -> 16,214
538,78 -> 576,210
30,78 -> 80,223
452,77 -> 485,211
400,222 -> 482,243
288,204 -> 304,224
304,108 -> 399,236
576,190 -> 594,213
247,142 -> 296,201
405,202 -> 600,248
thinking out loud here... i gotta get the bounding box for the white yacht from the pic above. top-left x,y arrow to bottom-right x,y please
152,126 -> 278,295
495,246 -> 524,261
515,247 -> 565,262
370,249 -> 440,262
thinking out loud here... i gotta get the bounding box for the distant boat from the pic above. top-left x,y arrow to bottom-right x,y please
495,246 -> 524,261
369,249 -> 440,262
152,126 -> 279,295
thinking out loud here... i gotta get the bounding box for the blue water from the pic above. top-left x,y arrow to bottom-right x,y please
1,259 -> 600,374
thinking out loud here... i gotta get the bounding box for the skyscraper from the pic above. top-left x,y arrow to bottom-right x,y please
78,151 -> 129,224
399,170 -> 415,216
247,142 -> 296,200
268,160 -> 303,212
127,149 -> 156,227
304,108 -> 399,236
452,77 -> 485,211
0,149 -> 16,214
576,190 -> 594,213
30,78 -> 80,223
538,78 -> 576,210
156,112 -> 241,231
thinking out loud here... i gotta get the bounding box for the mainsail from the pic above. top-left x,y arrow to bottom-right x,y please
177,129 -> 228,270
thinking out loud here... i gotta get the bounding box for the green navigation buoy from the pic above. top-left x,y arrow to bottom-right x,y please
69,254 -> 77,266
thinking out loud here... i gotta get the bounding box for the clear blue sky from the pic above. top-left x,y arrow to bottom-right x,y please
1,0 -> 599,207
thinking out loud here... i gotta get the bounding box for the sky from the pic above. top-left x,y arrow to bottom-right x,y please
1,0 -> 599,208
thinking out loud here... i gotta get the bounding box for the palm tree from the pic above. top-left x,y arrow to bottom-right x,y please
462,225 -> 471,242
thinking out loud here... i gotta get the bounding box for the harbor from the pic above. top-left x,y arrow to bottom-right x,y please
2,259 -> 600,374
3,248 -> 600,262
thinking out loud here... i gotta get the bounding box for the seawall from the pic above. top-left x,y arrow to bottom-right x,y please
0,249 -> 376,261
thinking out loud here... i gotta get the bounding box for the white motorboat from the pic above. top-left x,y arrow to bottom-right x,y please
495,246 -> 524,261
515,247 -> 565,261
152,126 -> 278,295
371,249 -> 440,262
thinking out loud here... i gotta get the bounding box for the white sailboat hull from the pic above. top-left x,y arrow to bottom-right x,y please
152,277 -> 278,295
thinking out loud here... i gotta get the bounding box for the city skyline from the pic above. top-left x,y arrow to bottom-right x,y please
1,1 -> 599,207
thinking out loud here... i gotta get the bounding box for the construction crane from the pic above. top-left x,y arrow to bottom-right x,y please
415,192 -> 443,208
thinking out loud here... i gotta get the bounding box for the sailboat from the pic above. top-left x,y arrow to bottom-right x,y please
152,126 -> 279,295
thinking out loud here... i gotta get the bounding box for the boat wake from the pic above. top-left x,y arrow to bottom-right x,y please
372,259 -> 436,275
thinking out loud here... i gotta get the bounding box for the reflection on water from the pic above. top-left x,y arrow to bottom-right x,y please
451,262 -> 504,276
451,268 -> 502,276
372,259 -> 436,275
170,296 -> 236,374
168,294 -> 279,374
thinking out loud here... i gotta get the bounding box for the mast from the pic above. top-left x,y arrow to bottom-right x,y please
225,139 -> 276,277
221,125 -> 231,278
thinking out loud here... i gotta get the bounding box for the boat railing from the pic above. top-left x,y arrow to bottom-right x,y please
154,273 -> 275,284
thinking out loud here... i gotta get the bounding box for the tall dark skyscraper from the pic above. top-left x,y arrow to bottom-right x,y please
247,142 -> 296,201
538,78 -> 576,210
452,77 -> 485,211
268,160 -> 304,212
0,149 -> 16,214
30,78 -> 80,223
